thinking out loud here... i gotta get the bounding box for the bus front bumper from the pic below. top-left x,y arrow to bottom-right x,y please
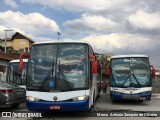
110,93 -> 151,101
26,99 -> 89,111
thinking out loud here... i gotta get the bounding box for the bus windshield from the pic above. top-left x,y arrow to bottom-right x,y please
27,43 -> 89,92
7,62 -> 27,85
110,57 -> 151,88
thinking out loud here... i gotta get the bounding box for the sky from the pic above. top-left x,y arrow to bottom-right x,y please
0,0 -> 160,70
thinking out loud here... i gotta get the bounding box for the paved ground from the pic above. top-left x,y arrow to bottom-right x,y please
0,92 -> 160,120
94,93 -> 160,111
152,94 -> 160,100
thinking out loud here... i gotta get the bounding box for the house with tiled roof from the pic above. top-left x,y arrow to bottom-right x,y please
1,32 -> 34,54
0,32 -> 34,81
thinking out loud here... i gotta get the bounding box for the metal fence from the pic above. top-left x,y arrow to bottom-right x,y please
152,78 -> 160,93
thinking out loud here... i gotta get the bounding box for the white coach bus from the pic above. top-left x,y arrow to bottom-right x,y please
107,55 -> 155,102
19,41 -> 101,111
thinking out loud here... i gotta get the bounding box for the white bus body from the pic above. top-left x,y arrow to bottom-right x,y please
7,59 -> 28,89
109,55 -> 154,101
21,41 -> 101,111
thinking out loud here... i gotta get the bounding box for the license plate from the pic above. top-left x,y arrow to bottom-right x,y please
123,95 -> 139,100
50,106 -> 61,110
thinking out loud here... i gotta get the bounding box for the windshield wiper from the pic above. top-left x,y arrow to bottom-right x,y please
120,73 -> 141,87
121,74 -> 130,86
121,60 -> 141,87
131,70 -> 141,87
39,61 -> 55,90
58,60 -> 73,90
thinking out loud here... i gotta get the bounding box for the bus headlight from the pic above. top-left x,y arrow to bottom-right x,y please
26,96 -> 40,101
72,96 -> 89,101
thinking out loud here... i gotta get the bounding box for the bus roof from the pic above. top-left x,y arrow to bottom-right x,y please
10,59 -> 28,63
111,55 -> 149,59
33,41 -> 90,45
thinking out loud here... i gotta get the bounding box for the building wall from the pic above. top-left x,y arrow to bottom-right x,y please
1,39 -> 31,52
2,41 -> 12,47
12,39 -> 30,52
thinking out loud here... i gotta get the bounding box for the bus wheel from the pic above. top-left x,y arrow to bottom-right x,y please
97,88 -> 101,98
93,92 -> 95,104
97,93 -> 100,99
89,105 -> 95,111
89,92 -> 95,111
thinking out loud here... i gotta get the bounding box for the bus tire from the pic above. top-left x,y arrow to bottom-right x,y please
97,93 -> 100,99
89,92 -> 95,111
93,91 -> 95,104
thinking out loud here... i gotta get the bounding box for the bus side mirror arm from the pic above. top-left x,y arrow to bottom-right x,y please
89,54 -> 96,61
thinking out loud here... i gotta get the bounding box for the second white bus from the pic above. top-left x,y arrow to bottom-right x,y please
7,59 -> 28,89
107,55 -> 155,102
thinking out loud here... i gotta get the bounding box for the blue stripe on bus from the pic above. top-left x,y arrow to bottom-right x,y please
26,99 -> 89,111
110,93 -> 151,100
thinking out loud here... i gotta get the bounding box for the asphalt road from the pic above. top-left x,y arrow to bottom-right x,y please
0,92 -> 160,120
94,93 -> 160,111
1,93 -> 159,112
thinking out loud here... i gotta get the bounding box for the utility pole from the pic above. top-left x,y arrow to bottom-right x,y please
57,32 -> 61,41
4,29 -> 13,53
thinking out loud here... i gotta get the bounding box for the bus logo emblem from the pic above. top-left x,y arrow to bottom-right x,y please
53,96 -> 58,101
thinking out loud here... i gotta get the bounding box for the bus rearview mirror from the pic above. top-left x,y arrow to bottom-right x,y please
19,53 -> 29,73
150,65 -> 155,79
90,54 -> 98,74
19,59 -> 23,73
92,61 -> 98,74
